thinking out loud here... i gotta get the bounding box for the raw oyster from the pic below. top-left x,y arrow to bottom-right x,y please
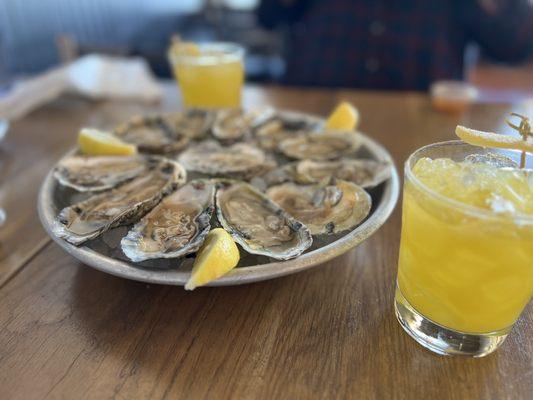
53,158 -> 186,245
54,154 -> 148,192
121,179 -> 215,262
114,114 -> 190,153
267,180 -> 371,235
212,108 -> 258,141
295,159 -> 391,188
253,113 -> 318,150
171,108 -> 214,139
278,132 -> 362,160
178,140 -> 276,180
250,162 -> 298,191
215,180 -> 312,260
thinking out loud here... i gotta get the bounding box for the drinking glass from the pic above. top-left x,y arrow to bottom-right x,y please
168,42 -> 244,109
395,141 -> 533,357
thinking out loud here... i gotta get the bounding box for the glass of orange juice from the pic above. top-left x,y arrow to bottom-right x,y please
395,140 -> 533,357
168,41 -> 244,108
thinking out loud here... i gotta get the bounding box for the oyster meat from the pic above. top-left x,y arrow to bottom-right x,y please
212,108 -> 257,141
216,180 -> 312,260
54,154 -> 148,192
253,113 -> 318,150
114,114 -> 190,153
170,108 -> 214,139
266,180 -> 371,235
250,162 -> 298,191
278,132 -> 362,160
121,180 -> 215,262
178,140 -> 276,180
295,159 -> 391,188
53,158 -> 186,245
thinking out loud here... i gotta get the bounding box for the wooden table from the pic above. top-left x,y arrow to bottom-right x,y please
0,84 -> 531,400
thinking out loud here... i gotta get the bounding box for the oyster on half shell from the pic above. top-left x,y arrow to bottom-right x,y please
216,180 -> 312,260
54,154 -> 148,192
267,180 -> 371,235
212,108 -> 258,141
178,140 -> 276,180
114,115 -> 190,153
53,158 -> 186,245
278,132 -> 362,160
250,162 -> 298,191
171,108 -> 214,139
253,112 -> 319,150
121,179 -> 215,262
295,159 -> 391,188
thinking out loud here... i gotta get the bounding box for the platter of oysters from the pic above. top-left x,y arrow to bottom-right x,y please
38,107 -> 399,286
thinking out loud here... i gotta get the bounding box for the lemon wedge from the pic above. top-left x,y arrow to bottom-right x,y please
325,101 -> 360,131
180,42 -> 200,56
171,41 -> 200,57
78,128 -> 137,156
455,125 -> 533,153
185,228 -> 240,290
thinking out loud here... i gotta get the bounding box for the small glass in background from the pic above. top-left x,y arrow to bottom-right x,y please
430,81 -> 478,114
168,40 -> 244,109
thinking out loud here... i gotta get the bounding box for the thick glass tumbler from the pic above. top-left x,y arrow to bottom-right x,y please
395,141 -> 533,357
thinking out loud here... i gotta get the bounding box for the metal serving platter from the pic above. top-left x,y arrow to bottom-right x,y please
38,112 -> 399,286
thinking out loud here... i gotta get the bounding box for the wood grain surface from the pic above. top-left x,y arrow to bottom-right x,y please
0,83 -> 531,400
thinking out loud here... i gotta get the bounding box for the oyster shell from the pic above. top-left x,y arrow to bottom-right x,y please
53,158 -> 186,245
295,159 -> 391,188
278,132 -> 362,160
178,140 -> 276,180
266,180 -> 371,235
253,112 -> 319,150
250,162 -> 298,191
212,108 -> 257,141
121,179 -> 215,262
171,108 -> 214,139
114,114 -> 190,153
216,180 -> 312,260
54,154 -> 148,192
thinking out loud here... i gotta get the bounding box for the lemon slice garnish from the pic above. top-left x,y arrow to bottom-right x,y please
185,228 -> 240,290
456,125 -> 533,153
325,101 -> 360,131
171,41 -> 200,57
78,128 -> 137,156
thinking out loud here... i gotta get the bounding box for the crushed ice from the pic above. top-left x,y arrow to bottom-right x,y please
487,194 -> 516,214
464,152 -> 518,168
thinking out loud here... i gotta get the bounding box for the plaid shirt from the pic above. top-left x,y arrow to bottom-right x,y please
258,0 -> 533,91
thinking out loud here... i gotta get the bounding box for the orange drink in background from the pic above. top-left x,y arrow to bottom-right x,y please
168,41 -> 244,108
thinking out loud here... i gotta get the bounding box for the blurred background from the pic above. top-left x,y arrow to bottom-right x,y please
0,0 -> 532,98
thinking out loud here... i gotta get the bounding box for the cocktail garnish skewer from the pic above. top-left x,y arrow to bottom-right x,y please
506,113 -> 532,169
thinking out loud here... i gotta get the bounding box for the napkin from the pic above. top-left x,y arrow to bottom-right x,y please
0,55 -> 163,120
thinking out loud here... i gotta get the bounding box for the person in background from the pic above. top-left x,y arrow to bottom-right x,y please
257,0 -> 533,91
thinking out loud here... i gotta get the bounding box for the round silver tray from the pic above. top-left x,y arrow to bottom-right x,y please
38,120 -> 399,286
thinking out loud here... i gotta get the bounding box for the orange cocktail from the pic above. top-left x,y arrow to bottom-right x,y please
395,140 -> 533,357
168,42 -> 244,108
